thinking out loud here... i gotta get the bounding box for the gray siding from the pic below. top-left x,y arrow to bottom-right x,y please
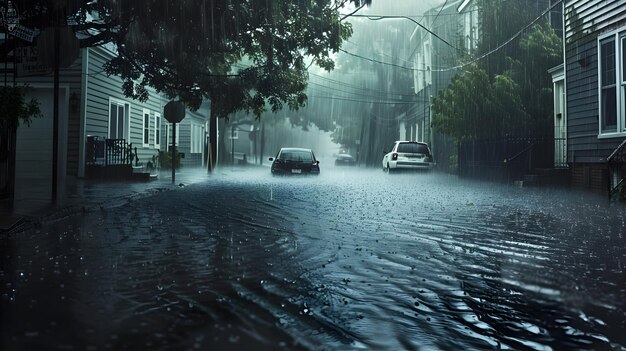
84,47 -> 167,166
565,0 -> 626,163
565,0 -> 626,40
163,110 -> 208,167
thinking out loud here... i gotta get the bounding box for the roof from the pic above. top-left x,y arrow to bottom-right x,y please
395,141 -> 429,145
280,147 -> 313,152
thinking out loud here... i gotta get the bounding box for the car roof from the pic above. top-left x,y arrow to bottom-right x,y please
395,141 -> 428,145
280,147 -> 313,152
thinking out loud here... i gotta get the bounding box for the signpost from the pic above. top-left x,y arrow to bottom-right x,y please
163,101 -> 186,184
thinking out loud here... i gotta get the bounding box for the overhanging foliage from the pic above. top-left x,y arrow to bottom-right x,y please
15,0 -> 371,118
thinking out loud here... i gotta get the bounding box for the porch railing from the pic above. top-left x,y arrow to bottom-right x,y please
554,137 -> 568,168
607,139 -> 626,200
86,137 -> 134,166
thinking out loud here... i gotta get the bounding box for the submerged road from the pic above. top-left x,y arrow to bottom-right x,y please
2,167 -> 625,350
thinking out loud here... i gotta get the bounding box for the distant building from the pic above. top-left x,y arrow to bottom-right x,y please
408,0 -> 480,172
411,0 -> 562,174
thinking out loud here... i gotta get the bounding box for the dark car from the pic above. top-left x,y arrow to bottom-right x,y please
334,153 -> 356,166
269,148 -> 320,175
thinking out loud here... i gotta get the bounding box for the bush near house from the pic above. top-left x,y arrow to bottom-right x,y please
0,86 -> 42,127
158,150 -> 182,169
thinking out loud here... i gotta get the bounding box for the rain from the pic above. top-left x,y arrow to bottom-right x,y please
1,0 -> 625,350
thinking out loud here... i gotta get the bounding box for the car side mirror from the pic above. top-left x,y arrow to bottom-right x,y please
269,157 -> 274,161
316,160 -> 320,165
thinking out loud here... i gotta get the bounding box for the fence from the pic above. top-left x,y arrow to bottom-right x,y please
458,137 -> 554,183
86,136 -> 134,166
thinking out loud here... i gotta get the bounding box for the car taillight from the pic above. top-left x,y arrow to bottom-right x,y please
392,152 -> 398,160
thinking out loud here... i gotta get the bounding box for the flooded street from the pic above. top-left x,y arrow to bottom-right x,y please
2,167 -> 625,350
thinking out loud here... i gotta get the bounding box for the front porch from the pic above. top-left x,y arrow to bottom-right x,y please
85,136 -> 157,181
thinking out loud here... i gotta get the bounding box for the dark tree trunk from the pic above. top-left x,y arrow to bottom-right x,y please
0,120 -> 17,210
209,106 -> 217,172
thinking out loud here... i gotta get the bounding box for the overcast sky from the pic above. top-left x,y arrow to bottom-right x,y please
344,0 -> 448,17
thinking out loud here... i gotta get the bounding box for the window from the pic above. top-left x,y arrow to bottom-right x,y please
228,129 -> 239,139
190,123 -> 204,153
279,150 -> 313,162
142,109 -> 150,146
598,29 -> 626,137
166,123 -> 179,151
397,142 -> 430,155
109,99 -> 130,140
154,112 -> 161,149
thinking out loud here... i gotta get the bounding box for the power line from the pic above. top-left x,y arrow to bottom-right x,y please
348,14 -> 461,53
337,0 -> 562,73
430,0 -> 449,28
308,71 -> 414,96
339,48 -> 423,71
307,81 -> 410,101
307,88 -> 414,104
441,0 -> 563,72
308,95 -> 415,104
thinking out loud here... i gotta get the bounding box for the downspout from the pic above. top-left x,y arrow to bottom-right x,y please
562,0 -> 568,166
78,47 -> 89,178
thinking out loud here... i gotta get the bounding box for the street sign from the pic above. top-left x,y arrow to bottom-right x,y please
1,1 -> 19,32
14,45 -> 51,76
10,24 -> 37,42
164,101 -> 186,123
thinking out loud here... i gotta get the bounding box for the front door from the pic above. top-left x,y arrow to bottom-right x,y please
553,80 -> 567,168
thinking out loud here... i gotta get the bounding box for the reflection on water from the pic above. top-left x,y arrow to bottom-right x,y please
1,168 -> 625,350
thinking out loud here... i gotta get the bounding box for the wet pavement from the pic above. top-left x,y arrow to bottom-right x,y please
1,167 -> 212,234
1,167 -> 625,350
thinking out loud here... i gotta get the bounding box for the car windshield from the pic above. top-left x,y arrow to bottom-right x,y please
397,143 -> 429,154
338,154 -> 352,159
280,150 -> 313,162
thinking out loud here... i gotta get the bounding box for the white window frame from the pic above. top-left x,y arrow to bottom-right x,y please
142,108 -> 150,147
228,129 -> 239,140
190,123 -> 204,154
108,98 -> 131,140
598,28 -> 626,138
154,112 -> 161,149
166,123 -> 179,151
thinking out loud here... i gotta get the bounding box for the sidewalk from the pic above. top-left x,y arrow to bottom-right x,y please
0,167 -> 212,235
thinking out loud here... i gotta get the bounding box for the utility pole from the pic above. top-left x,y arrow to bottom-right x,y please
171,122 -> 176,184
51,25 -> 60,203
259,122 -> 265,166
231,125 -> 235,166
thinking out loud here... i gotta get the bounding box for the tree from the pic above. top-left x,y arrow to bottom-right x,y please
0,86 -> 42,205
432,2 -> 562,141
13,0 -> 371,167
432,64 -> 527,141
0,86 -> 42,127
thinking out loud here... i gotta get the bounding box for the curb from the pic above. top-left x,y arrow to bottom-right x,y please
1,186 -> 179,238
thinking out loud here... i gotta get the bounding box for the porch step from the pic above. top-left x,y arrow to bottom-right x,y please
131,172 -> 153,181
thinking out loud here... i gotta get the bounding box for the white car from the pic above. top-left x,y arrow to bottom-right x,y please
382,141 -> 434,173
